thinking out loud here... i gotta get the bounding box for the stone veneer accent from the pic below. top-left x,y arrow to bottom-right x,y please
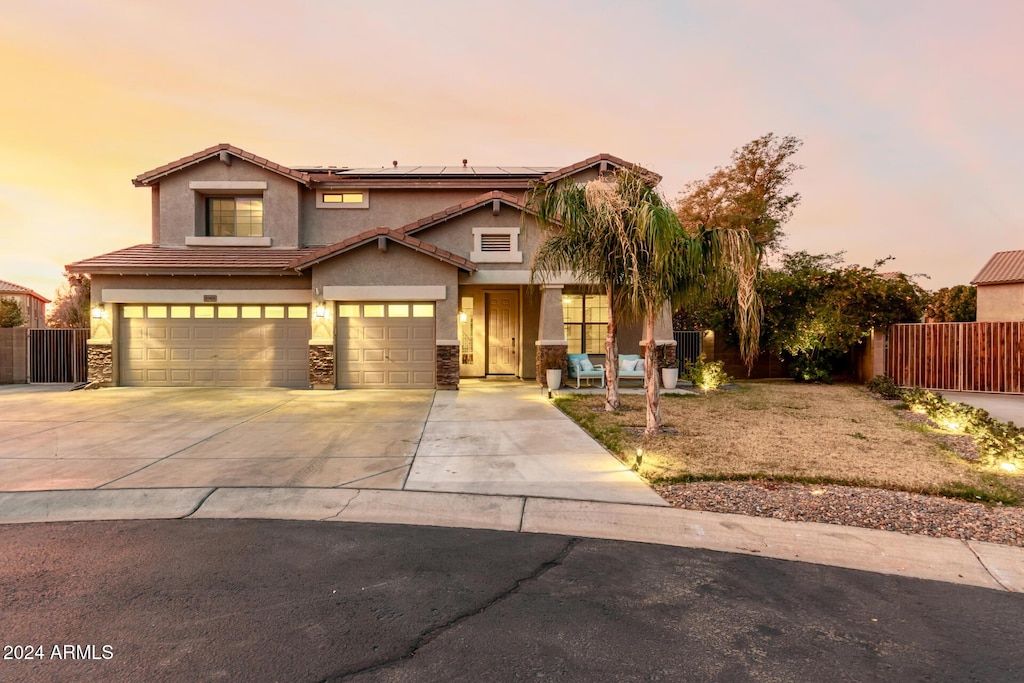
87,344 -> 113,385
309,344 -> 335,388
436,344 -> 459,390
536,344 -> 568,388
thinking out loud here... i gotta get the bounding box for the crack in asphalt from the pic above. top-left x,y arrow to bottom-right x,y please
322,536 -> 580,682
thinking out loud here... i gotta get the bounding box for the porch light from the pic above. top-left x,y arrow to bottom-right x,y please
459,311 -> 468,323
314,304 -> 327,318
91,304 -> 105,319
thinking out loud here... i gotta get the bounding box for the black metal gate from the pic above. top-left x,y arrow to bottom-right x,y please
673,330 -> 704,365
29,329 -> 89,383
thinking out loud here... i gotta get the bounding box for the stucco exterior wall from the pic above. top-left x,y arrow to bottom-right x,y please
156,158 -> 301,247
403,206 -> 544,273
301,189 -> 492,246
311,243 -> 460,339
976,283 -> 1024,321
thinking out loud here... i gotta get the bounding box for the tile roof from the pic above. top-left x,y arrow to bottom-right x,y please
0,279 -> 49,302
291,228 -> 477,273
397,190 -> 533,236
66,244 -> 319,275
297,165 -> 556,177
133,144 -> 311,187
971,250 -> 1024,285
539,153 -> 660,185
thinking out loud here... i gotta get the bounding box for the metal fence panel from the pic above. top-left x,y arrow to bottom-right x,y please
28,329 -> 89,383
673,331 -> 704,365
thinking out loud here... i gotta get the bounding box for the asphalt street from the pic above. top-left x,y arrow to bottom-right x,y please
1,520 -> 1022,682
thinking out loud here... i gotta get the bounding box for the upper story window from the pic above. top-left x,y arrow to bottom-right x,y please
207,197 -> 264,237
470,227 -> 522,263
317,189 -> 369,209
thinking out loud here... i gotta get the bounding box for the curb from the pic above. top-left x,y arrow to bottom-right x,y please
1,487 -> 1022,592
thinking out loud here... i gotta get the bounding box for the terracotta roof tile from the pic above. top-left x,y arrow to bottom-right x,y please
291,229 -> 476,273
66,244 -> 318,275
397,190 -> 531,236
539,153 -> 661,185
0,279 -> 49,302
133,144 -> 310,187
971,250 -> 1024,285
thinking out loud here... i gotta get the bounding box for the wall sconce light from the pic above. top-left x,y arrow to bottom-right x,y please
314,303 -> 327,318
91,304 -> 105,319
459,311 -> 468,323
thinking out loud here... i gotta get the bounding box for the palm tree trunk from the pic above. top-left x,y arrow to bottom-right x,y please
643,305 -> 661,435
604,283 -> 620,411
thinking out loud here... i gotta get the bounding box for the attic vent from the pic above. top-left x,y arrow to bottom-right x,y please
480,233 -> 512,252
471,227 -> 522,264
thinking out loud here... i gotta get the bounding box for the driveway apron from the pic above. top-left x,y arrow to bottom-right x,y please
405,380 -> 666,505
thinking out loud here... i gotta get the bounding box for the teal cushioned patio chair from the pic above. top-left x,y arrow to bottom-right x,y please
567,353 -> 605,388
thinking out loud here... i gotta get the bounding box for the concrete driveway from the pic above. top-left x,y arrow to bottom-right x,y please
939,391 -> 1024,426
0,381 -> 662,506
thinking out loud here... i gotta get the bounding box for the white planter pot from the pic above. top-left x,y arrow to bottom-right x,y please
546,368 -> 562,390
661,367 -> 679,390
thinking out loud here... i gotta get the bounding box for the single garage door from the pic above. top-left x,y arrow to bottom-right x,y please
120,304 -> 309,387
336,302 -> 435,388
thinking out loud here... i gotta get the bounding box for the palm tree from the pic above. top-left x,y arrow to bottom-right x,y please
588,169 -> 763,435
529,168 -> 762,433
527,178 -> 628,411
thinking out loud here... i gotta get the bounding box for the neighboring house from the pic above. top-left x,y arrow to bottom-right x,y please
67,144 -> 676,389
970,250 -> 1024,322
0,279 -> 49,328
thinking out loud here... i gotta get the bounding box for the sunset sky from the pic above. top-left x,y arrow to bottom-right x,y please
1,0 -> 1021,303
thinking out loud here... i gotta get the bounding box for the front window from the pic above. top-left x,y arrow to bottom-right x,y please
207,197 -> 264,237
562,293 -> 608,354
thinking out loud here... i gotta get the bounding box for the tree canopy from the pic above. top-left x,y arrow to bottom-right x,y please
925,285 -> 977,322
675,133 -> 803,252
0,297 -> 25,327
47,272 -> 91,329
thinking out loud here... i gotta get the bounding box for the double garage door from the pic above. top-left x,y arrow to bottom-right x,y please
120,304 -> 309,388
336,302 -> 435,389
119,301 -> 436,389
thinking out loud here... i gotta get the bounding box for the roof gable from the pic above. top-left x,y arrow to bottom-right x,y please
133,144 -> 310,187
0,279 -> 49,303
291,228 -> 476,273
972,250 -> 1024,285
539,153 -> 661,185
397,191 -> 533,236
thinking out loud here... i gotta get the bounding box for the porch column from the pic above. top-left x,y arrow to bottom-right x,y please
309,301 -> 335,389
87,293 -> 114,386
535,285 -> 567,388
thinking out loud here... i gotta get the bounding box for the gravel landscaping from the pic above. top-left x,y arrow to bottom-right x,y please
654,480 -> 1024,547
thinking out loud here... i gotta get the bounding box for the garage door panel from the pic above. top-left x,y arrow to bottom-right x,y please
336,301 -> 435,389
121,306 -> 309,388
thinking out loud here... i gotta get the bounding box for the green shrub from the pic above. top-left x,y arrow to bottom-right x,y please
901,388 -> 1024,469
683,354 -> 732,392
865,375 -> 903,400
791,358 -> 833,384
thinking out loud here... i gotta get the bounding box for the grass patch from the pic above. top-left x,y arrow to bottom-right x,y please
555,381 -> 1023,505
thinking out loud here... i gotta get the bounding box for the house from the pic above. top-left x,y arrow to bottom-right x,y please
0,279 -> 49,328
970,249 -> 1024,322
67,144 -> 677,389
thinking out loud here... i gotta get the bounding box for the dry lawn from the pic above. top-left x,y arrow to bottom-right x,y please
558,381 -> 1020,498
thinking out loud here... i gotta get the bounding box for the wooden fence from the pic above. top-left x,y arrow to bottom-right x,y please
886,322 -> 1024,394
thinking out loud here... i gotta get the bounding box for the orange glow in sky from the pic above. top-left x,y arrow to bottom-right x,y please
2,0 -> 1022,301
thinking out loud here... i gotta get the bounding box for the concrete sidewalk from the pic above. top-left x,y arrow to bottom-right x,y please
0,486 -> 1021,593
